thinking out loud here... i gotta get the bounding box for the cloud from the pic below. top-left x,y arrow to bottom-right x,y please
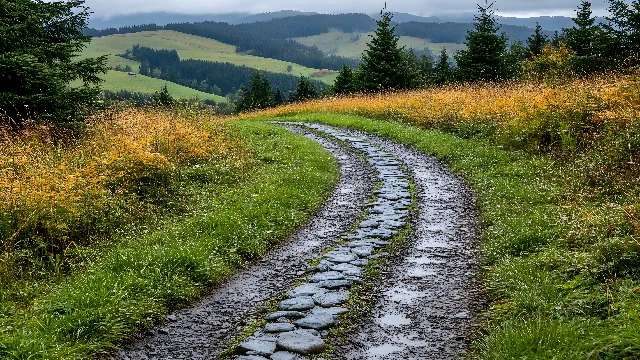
84,0 -> 610,19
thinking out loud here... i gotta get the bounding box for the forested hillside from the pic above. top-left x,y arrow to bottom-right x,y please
122,45 -> 328,96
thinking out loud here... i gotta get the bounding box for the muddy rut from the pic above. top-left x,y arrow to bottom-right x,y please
116,123 -> 477,360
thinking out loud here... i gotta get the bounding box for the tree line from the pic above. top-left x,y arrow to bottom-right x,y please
120,45 -> 328,97
329,0 -> 640,94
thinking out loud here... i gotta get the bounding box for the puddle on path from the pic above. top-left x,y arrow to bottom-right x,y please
377,313 -> 412,327
367,343 -> 405,358
384,284 -> 428,304
407,267 -> 437,278
408,257 -> 446,265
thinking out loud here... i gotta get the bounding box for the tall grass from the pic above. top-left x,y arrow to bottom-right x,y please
0,108 -> 247,308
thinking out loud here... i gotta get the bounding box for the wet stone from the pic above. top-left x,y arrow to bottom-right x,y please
313,291 -> 349,307
323,253 -> 357,263
350,259 -> 369,267
270,351 -> 303,360
286,283 -> 326,298
295,313 -> 337,330
265,311 -> 305,321
318,279 -> 352,289
311,307 -> 349,316
330,263 -> 363,276
278,297 -> 315,311
238,337 -> 277,356
364,228 -> 397,239
351,246 -> 375,257
264,323 -> 296,333
237,356 -> 269,360
309,271 -> 345,282
359,219 -> 380,228
346,240 -> 377,248
277,330 -> 326,355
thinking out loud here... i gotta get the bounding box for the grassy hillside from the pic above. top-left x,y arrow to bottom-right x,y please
82,30 -> 337,84
294,30 -> 467,58
72,71 -> 227,102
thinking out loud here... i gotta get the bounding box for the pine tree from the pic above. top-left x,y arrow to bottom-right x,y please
0,0 -> 108,127
564,1 -> 607,72
331,64 -> 356,95
236,71 -> 274,112
454,2 -> 513,82
603,0 -> 640,65
430,49 -> 454,85
273,88 -> 285,105
152,85 -> 174,106
357,9 -> 407,91
527,23 -> 549,57
290,77 -> 318,102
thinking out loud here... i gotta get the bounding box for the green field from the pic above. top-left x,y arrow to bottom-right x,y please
81,30 -> 337,84
294,30 -> 467,58
73,70 -> 227,102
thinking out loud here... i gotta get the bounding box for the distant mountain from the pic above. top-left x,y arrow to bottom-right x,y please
88,12 -> 250,29
388,12 -> 607,33
232,10 -> 319,24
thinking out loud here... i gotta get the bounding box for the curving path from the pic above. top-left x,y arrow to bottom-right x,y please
116,123 -> 478,360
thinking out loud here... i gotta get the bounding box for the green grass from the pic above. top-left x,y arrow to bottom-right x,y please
294,30 -> 467,58
0,121 -> 339,358
263,113 -> 640,359
74,70 -> 228,102
81,30 -> 336,84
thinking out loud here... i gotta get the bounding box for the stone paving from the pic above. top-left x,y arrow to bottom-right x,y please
234,124 -> 413,359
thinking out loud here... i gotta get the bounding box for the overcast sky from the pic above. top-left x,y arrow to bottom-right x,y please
84,0 -> 610,19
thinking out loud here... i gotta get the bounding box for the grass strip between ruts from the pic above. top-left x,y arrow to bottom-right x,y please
0,121 -> 339,359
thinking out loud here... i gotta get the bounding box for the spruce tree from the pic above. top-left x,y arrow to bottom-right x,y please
0,0 -> 108,127
603,0 -> 640,65
430,49 -> 454,85
357,9 -> 407,91
331,64 -> 356,95
290,77 -> 318,102
565,1 -> 607,72
527,23 -> 549,57
236,71 -> 274,112
454,2 -> 512,82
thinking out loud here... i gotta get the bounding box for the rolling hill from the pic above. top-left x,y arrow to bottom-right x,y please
294,30 -> 466,58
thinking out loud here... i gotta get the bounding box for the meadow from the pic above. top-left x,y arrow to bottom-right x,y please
249,73 -> 640,358
85,71 -> 228,102
294,30 -> 467,58
81,30 -> 338,85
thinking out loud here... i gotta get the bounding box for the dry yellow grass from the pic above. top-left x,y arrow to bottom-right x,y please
0,108 -> 246,260
248,73 -> 640,132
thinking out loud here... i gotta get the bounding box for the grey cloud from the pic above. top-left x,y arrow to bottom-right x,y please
84,0 -> 610,19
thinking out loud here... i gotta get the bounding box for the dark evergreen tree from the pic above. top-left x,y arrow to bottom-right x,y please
0,0 -> 108,127
603,0 -> 640,65
290,77 -> 319,102
273,88 -> 285,105
430,49 -> 454,85
551,31 -> 563,47
400,49 -> 424,89
151,85 -> 174,106
454,2 -> 513,82
564,1 -> 607,72
357,9 -> 407,91
527,23 -> 549,57
236,71 -> 274,112
331,64 -> 357,95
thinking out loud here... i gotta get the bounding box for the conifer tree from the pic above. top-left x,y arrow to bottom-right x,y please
454,2 -> 512,82
564,1 -> 607,72
0,0 -> 107,127
603,0 -> 640,65
331,64 -> 356,95
290,76 -> 318,102
236,71 -> 274,112
357,8 -> 407,91
527,23 -> 549,57
430,49 -> 454,85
